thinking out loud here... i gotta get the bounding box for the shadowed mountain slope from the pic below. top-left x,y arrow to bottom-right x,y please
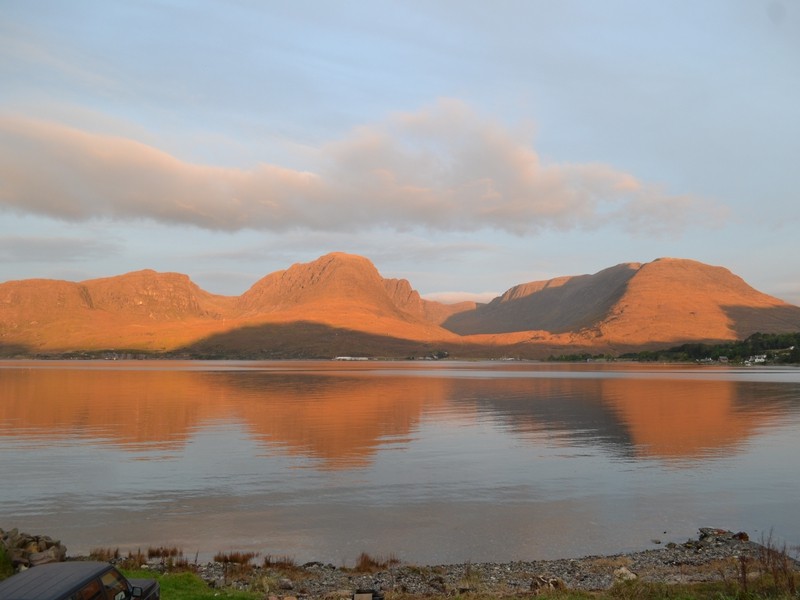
443,263 -> 640,335
442,258 -> 800,346
179,321 -> 452,359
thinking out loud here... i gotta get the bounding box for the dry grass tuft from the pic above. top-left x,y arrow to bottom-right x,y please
213,550 -> 260,565
213,550 -> 261,580
263,554 -> 298,570
88,546 -> 191,570
147,546 -> 190,569
147,546 -> 183,559
123,548 -> 148,568
89,547 -> 120,562
749,531 -> 799,596
352,552 -> 401,573
457,560 -> 484,592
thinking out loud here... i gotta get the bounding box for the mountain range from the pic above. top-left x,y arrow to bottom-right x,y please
1,252 -> 798,358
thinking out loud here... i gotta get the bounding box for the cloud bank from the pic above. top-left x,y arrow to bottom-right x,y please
0,100 -> 718,235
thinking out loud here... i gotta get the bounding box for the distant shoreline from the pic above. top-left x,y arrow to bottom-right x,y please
0,354 -> 790,365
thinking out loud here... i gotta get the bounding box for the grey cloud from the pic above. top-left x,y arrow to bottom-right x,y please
0,102 -> 721,235
0,235 -> 119,263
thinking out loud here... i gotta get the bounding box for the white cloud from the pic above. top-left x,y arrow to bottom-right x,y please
0,100 -> 723,236
422,291 -> 498,305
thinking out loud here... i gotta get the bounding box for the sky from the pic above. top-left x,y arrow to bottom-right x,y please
1,1 -> 799,305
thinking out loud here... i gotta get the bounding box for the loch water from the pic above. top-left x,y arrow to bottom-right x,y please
1,360 -> 798,565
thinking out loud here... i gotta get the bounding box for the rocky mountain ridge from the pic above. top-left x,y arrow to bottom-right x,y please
1,252 -> 798,358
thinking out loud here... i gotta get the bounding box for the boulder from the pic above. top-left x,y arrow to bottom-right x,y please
0,528 -> 68,571
29,546 -> 67,566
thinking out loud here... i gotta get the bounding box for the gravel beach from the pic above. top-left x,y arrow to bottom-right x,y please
4,527 -> 797,598
188,528 -> 795,597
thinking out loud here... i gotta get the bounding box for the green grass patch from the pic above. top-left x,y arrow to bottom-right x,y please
0,545 -> 14,581
605,579 -> 799,600
121,570 -> 259,600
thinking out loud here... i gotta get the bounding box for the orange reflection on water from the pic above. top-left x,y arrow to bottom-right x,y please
0,362 -> 782,466
600,378 -> 758,460
0,366 -> 228,451
220,372 -> 451,468
0,363 -> 452,468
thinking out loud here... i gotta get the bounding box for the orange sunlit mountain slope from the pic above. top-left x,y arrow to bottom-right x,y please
0,253 -> 798,357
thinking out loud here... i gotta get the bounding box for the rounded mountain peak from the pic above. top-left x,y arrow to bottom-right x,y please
237,252 -> 387,312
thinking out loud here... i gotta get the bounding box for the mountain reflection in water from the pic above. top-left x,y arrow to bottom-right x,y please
1,360 -> 798,564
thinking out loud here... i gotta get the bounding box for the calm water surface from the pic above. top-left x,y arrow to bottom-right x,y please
1,360 -> 798,564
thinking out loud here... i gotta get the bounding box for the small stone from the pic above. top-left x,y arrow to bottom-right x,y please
651,539 -> 662,545
698,527 -> 728,540
613,566 -> 637,582
278,578 -> 294,590
530,575 -> 565,594
427,575 -> 446,593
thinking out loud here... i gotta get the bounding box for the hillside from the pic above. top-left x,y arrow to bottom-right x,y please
593,258 -> 800,346
443,263 -> 640,335
0,270 -> 236,353
441,258 -> 800,350
234,252 -> 459,342
0,253 -> 798,358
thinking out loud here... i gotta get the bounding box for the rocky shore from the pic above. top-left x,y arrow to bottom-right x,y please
186,529 -> 795,597
4,527 -> 797,598
0,528 -> 68,569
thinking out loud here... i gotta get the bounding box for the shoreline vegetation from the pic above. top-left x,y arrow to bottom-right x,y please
2,529 -> 799,600
4,332 -> 799,364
